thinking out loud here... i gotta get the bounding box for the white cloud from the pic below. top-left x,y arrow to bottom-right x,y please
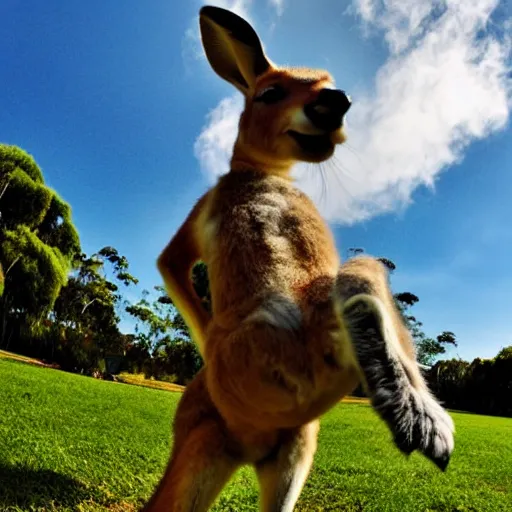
269,0 -> 285,17
194,0 -> 511,224
355,0 -> 440,54
194,95 -> 243,177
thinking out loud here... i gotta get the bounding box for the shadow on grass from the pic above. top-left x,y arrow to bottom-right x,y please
0,462 -> 103,510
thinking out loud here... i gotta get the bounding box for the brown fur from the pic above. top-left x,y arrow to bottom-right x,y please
143,6 -> 452,511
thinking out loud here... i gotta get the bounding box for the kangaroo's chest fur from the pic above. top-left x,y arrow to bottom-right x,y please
199,170 -> 340,318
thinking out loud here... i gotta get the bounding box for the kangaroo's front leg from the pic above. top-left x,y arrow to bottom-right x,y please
336,256 -> 455,470
157,194 -> 211,358
204,293 -> 360,431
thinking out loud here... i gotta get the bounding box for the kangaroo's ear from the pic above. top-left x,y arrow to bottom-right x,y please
199,6 -> 272,95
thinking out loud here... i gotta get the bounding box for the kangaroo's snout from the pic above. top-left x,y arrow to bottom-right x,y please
304,89 -> 351,132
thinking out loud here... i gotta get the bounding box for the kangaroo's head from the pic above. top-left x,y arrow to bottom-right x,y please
199,6 -> 351,176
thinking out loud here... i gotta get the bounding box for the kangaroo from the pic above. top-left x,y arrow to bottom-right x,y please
143,6 -> 455,511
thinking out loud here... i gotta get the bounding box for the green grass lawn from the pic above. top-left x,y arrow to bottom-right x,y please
1,359 -> 511,511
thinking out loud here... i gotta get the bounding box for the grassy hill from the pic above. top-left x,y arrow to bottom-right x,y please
1,358 -> 511,511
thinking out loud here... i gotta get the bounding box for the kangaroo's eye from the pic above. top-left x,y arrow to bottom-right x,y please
254,85 -> 287,104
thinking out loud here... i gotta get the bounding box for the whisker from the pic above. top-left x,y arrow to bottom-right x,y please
340,143 -> 372,177
320,163 -> 328,207
300,163 -> 318,201
325,156 -> 357,203
331,152 -> 361,187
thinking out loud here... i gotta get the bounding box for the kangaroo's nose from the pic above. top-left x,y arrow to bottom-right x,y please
304,89 -> 351,132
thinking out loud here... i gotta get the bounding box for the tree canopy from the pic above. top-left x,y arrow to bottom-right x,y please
0,144 -> 80,346
51,247 -> 138,369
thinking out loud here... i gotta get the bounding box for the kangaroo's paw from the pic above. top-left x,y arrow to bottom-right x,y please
342,294 -> 455,471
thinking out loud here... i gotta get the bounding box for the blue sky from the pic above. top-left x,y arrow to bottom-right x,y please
1,0 -> 511,362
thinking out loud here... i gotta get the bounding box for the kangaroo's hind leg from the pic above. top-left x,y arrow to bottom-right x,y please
254,420 -> 319,512
143,370 -> 241,512
336,256 -> 455,470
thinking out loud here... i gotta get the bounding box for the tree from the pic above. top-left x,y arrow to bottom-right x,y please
126,285 -> 203,384
428,345 -> 512,417
159,338 -> 203,384
97,246 -> 139,287
428,358 -> 470,409
394,292 -> 458,365
126,288 -> 174,354
395,293 -> 457,366
377,257 -> 396,273
416,333 -> 458,366
347,247 -> 364,258
51,247 -> 138,370
0,263 -> 4,297
489,346 -> 512,416
0,144 -> 80,349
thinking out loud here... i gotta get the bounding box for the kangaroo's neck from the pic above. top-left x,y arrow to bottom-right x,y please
230,140 -> 295,179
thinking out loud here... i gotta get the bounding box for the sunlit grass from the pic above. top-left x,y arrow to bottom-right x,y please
116,372 -> 185,393
1,358 -> 511,511
0,349 -> 59,368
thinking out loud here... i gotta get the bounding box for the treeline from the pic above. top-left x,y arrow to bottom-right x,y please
427,347 -> 512,418
0,144 -> 203,384
1,144 -> 510,417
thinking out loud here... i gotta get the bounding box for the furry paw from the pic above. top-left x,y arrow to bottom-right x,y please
391,387 -> 455,470
342,294 -> 455,471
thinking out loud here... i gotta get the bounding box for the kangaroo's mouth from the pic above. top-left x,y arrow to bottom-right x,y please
287,130 -> 334,157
